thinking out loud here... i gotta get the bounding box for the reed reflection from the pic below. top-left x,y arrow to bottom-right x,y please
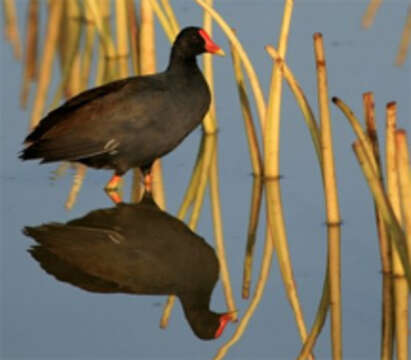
24,194 -> 232,340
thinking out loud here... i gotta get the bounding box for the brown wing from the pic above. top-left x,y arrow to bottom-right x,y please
24,78 -> 131,143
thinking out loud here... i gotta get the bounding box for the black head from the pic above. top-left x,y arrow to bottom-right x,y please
183,308 -> 233,340
170,26 -> 224,61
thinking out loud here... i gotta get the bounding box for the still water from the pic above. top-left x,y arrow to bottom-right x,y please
1,1 -> 410,359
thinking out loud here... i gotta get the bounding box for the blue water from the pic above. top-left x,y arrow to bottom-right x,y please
1,1 -> 410,359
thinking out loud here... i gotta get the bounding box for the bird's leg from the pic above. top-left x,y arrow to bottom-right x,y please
105,190 -> 122,205
105,174 -> 121,191
144,172 -> 152,193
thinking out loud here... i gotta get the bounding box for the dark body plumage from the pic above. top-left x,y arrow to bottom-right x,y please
24,196 -> 227,340
20,27 -> 216,177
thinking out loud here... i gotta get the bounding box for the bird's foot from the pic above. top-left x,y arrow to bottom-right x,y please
105,174 -> 122,191
144,173 -> 152,193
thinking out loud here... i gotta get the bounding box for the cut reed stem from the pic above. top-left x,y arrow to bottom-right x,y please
386,103 -> 408,360
116,0 -> 130,79
30,0 -> 64,129
242,177 -> 263,299
20,0 -> 39,108
313,32 -> 342,359
230,41 -> 262,176
363,92 -> 394,360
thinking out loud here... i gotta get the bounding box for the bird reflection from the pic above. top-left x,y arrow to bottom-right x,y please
24,195 -> 232,340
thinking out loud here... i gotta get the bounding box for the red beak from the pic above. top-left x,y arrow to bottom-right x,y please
198,29 -> 225,56
214,313 -> 233,338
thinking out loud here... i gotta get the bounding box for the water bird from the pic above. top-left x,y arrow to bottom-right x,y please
24,195 -> 233,340
20,27 -> 224,191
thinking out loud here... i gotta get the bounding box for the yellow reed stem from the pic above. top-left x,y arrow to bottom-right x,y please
86,0 -> 117,81
214,227 -> 273,360
51,0 -> 82,108
30,0 -> 64,129
395,6 -> 411,66
148,0 -> 175,42
50,162 -> 71,181
209,139 -> 237,319
313,32 -> 342,359
151,160 -> 167,210
332,97 -> 378,173
20,0 -> 39,108
395,130 -> 411,261
116,0 -> 129,79
297,263 -> 330,360
386,103 -> 408,360
195,0 -> 266,129
265,179 -> 313,359
242,176 -> 263,299
363,92 -> 394,360
65,164 -> 87,210
230,42 -> 263,176
127,0 -> 140,75
188,135 -> 216,230
3,0 -> 22,58
160,0 -> 180,35
140,0 -> 156,75
264,0 -> 293,177
140,0 -> 166,208
265,45 -> 322,167
352,141 -> 411,286
81,4 -> 96,89
362,0 -> 384,29
202,0 -> 217,133
131,169 -> 145,203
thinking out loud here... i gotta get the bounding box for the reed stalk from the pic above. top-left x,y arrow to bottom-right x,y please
86,0 -> 117,81
297,265 -> 330,360
265,45 -> 322,167
332,97 -> 378,173
214,227 -> 273,360
51,0 -> 82,108
140,0 -> 167,209
131,169 -> 145,203
230,41 -> 262,176
395,6 -> 411,66
188,135 -> 216,230
81,4 -> 96,90
313,33 -> 342,359
148,0 -> 175,42
20,0 -> 39,108
363,92 -> 394,360
209,138 -> 237,319
261,1 -> 312,354
202,0 -> 218,134
352,141 -> 411,286
127,0 -> 140,75
242,177 -> 263,299
385,103 -> 408,360
195,0 -> 266,129
65,164 -> 87,210
30,0 -> 64,129
362,0 -> 384,29
116,0 -> 129,79
3,0 -> 22,58
395,130 -> 411,261
264,0 -> 293,177
160,0 -> 180,36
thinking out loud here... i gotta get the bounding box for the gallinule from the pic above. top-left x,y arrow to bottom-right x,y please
20,27 -> 224,191
24,195 -> 233,340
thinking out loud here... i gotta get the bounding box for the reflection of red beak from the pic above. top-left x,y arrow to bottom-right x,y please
214,313 -> 233,338
198,29 -> 225,56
